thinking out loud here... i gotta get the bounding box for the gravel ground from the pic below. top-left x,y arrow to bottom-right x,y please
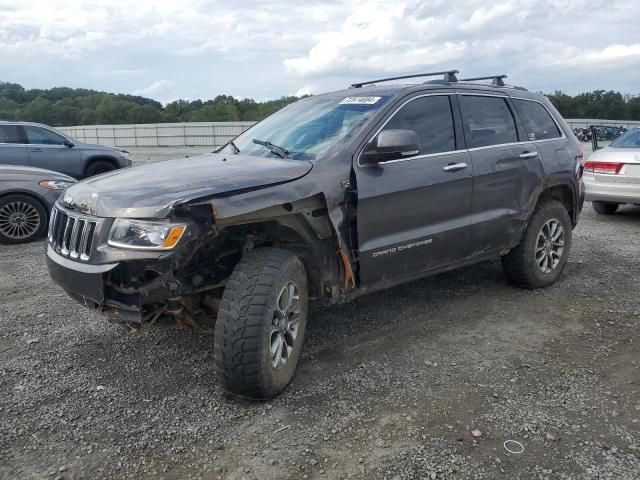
1,147 -> 639,480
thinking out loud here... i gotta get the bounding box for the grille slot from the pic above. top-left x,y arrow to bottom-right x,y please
49,206 -> 97,261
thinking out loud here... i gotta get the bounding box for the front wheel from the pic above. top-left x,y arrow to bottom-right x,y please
214,248 -> 308,399
502,200 -> 572,289
0,194 -> 47,244
85,160 -> 115,177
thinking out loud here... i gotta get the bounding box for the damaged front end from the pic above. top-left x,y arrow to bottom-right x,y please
46,202 -> 242,333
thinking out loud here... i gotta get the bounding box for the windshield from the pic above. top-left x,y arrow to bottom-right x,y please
220,95 -> 389,160
609,128 -> 640,148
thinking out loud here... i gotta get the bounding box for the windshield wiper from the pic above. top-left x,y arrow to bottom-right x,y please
252,138 -> 289,159
229,140 -> 240,154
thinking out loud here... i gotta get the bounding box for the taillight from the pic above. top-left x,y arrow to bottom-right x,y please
583,161 -> 624,175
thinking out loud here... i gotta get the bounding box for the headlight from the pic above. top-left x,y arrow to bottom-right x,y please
39,180 -> 75,190
113,148 -> 130,159
108,219 -> 187,250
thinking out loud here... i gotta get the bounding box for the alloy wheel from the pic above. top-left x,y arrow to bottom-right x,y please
0,200 -> 41,240
270,280 -> 301,369
535,219 -> 564,274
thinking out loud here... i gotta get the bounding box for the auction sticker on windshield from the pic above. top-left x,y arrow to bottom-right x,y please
339,96 -> 382,105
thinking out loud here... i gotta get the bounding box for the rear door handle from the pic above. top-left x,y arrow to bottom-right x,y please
519,151 -> 539,159
443,162 -> 468,172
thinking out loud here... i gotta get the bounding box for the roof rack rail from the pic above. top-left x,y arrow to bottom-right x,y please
351,70 -> 459,88
458,74 -> 507,86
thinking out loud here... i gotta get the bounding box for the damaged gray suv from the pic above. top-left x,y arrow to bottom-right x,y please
46,71 -> 584,399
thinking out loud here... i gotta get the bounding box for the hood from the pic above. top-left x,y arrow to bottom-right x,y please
74,142 -> 122,152
60,153 -> 313,218
0,164 -> 75,181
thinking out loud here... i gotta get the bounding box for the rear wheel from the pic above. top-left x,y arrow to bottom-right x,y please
214,248 -> 308,399
502,200 -> 572,289
592,201 -> 619,215
0,194 -> 47,244
85,160 -> 115,177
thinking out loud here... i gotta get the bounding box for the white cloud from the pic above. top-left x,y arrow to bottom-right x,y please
294,84 -> 317,97
0,0 -> 638,98
134,80 -> 174,97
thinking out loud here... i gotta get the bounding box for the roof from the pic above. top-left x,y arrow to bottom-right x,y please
313,81 -> 543,102
0,120 -> 51,128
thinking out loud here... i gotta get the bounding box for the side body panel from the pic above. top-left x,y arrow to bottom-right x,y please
353,92 -> 474,287
28,145 -> 82,178
0,143 -> 30,166
458,91 -> 546,254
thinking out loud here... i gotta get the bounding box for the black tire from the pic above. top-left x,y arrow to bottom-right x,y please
0,194 -> 48,244
502,200 -> 572,289
85,160 -> 115,177
214,248 -> 308,399
592,201 -> 619,215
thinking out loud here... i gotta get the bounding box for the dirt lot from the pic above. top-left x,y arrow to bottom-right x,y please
1,148 -> 639,480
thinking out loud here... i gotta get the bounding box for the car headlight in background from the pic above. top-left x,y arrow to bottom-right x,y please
39,180 -> 75,190
108,219 -> 187,250
112,148 -> 130,159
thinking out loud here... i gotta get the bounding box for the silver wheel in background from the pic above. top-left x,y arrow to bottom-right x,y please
536,219 -> 564,274
270,280 -> 301,369
0,200 -> 42,240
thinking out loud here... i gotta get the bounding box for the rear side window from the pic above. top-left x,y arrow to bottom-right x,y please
459,96 -> 518,148
0,125 -> 23,144
383,95 -> 456,155
25,126 -> 66,145
512,99 -> 561,141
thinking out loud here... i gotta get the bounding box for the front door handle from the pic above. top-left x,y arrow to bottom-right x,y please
30,148 -> 43,152
519,151 -> 539,159
443,162 -> 468,172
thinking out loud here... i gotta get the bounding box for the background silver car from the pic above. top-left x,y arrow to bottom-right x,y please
0,121 -> 131,179
0,165 -> 75,244
584,128 -> 640,214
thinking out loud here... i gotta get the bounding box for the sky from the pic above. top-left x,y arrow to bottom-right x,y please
0,0 -> 639,104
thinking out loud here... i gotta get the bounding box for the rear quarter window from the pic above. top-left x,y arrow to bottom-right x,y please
0,125 -> 23,144
512,99 -> 562,141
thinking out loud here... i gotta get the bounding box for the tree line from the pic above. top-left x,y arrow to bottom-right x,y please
0,82 -> 301,126
1,81 -> 639,126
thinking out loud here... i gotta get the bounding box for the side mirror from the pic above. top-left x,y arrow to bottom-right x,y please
63,139 -> 75,148
360,129 -> 420,165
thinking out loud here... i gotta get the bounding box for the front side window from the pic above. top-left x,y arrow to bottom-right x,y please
220,95 -> 390,161
381,95 -> 456,155
512,99 -> 561,141
0,125 -> 23,144
25,126 -> 67,146
459,96 -> 518,148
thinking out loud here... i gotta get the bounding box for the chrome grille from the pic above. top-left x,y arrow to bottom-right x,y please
48,206 -> 97,261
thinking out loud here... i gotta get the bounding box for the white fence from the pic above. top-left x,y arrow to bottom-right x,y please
58,118 -> 640,148
565,118 -> 640,130
59,122 -> 256,148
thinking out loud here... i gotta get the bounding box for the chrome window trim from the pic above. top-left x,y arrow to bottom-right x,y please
353,92 -> 570,168
357,93 -> 463,167
0,123 -> 74,146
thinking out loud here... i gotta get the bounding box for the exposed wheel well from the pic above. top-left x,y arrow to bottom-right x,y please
222,218 -> 339,304
537,185 -> 574,220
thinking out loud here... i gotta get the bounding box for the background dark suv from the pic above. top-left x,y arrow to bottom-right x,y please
0,121 -> 131,179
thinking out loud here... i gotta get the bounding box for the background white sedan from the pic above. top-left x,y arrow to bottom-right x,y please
584,128 -> 640,214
